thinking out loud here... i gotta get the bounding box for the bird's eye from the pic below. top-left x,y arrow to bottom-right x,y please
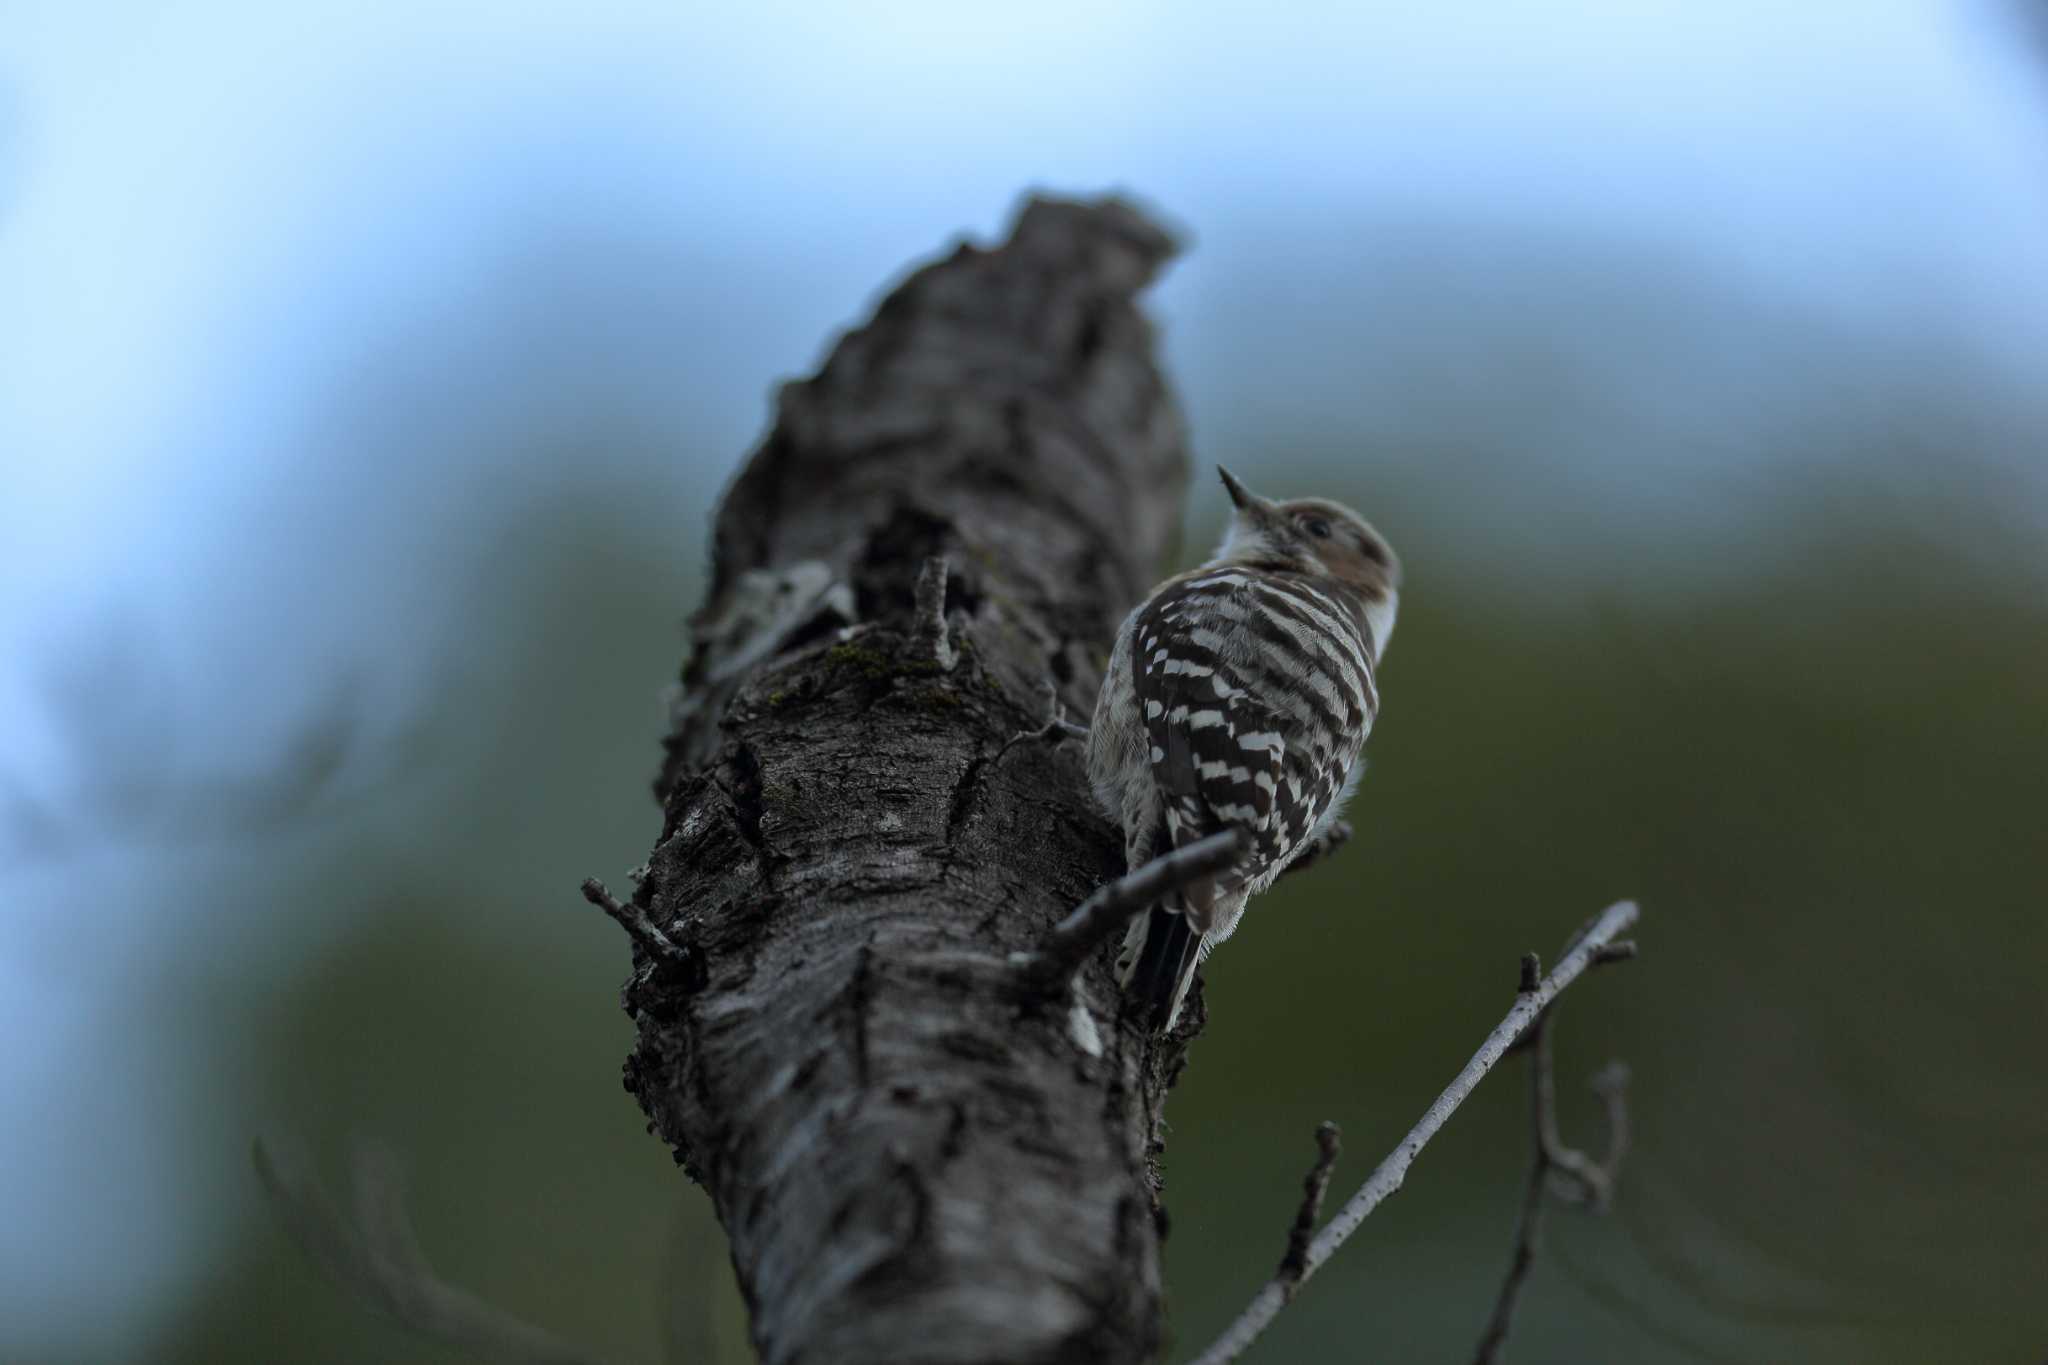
1301,517 -> 1332,540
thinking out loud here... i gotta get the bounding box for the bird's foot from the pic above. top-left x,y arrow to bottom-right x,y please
1280,820 -> 1353,878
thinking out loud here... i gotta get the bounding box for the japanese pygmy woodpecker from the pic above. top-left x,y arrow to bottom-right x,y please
1087,467 -> 1400,1031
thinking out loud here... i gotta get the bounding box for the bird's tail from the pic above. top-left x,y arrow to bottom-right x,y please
1119,903 -> 1204,1033
1116,813 -> 1217,1032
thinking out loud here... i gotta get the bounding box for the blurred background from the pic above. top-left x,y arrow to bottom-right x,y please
4,2 -> 2046,1361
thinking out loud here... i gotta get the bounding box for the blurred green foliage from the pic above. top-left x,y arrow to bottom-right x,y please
110,457 -> 2044,1365
11,0 -> 2047,1354
108,488 -> 741,1365
4,226 -> 2039,1360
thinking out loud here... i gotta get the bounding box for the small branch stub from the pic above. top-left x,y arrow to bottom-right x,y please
913,555 -> 956,670
1277,1122 -> 1342,1298
582,877 -> 682,963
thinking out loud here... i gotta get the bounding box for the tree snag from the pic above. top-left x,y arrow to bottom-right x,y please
618,195 -> 1194,1365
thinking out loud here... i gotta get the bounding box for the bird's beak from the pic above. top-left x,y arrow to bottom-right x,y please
1217,466 -> 1264,512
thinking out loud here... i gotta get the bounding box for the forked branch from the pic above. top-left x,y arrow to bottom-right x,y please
1471,1009 -> 1633,1363
1184,899 -> 1641,1365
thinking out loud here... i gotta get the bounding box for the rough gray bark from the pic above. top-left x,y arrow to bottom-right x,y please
618,196 -> 1197,1365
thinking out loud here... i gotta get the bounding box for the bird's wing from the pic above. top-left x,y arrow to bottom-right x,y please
1131,588 -> 1289,877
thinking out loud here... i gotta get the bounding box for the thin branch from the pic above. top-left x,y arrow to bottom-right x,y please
582,876 -> 684,962
1276,1122 -> 1342,1294
1013,829 -> 1246,991
1589,1060 -> 1632,1180
253,1135 -> 616,1365
1184,899 -> 1640,1365
1538,1061 -> 1621,1212
1471,1026 -> 1554,1365
913,556 -> 956,670
1472,1016 -> 1633,1363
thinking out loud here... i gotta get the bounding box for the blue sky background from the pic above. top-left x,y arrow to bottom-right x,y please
4,3 -> 2046,1360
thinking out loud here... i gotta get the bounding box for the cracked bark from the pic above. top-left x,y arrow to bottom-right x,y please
618,196 -> 1196,1365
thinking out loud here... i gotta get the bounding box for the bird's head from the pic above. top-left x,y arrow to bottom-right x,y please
1212,466 -> 1402,653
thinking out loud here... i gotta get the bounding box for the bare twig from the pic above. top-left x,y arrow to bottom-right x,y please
1472,1013 -> 1633,1363
1537,1051 -> 1624,1213
1013,829 -> 1245,991
1276,1122 -> 1342,1294
1184,899 -> 1640,1365
1471,1041 -> 1552,1364
1589,1061 -> 1632,1177
253,1135 -> 615,1365
582,876 -> 684,962
913,556 -> 956,670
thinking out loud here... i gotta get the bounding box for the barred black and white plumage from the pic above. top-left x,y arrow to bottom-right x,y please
1088,467 -> 1400,1031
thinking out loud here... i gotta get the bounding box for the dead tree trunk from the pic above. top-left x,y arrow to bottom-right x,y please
615,196 -> 1197,1365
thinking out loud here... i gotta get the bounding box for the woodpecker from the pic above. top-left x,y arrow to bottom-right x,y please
1087,467 -> 1401,1031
